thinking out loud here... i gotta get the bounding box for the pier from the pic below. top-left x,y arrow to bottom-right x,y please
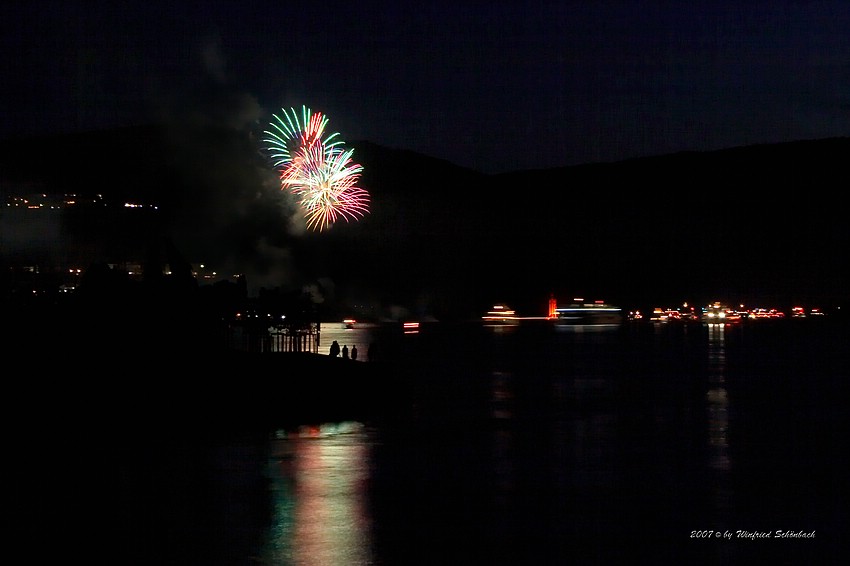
224,321 -> 321,353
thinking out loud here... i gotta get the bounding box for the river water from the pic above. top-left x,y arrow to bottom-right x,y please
12,317 -> 848,565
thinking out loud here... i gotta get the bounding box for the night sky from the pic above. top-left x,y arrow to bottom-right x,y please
2,1 -> 849,174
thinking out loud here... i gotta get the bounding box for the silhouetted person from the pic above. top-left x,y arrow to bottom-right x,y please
351,345 -> 358,361
329,340 -> 340,357
342,344 -> 349,359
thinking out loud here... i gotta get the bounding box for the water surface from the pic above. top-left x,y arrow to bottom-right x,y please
13,318 -> 847,565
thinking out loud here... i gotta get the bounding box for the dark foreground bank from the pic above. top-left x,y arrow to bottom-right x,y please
7,300 -> 408,432
9,316 -> 407,565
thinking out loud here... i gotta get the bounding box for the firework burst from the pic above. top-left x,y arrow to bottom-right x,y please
264,106 -> 369,231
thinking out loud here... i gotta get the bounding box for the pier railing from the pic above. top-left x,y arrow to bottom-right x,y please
224,322 -> 320,353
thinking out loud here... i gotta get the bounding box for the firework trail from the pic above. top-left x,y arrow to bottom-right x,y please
264,106 -> 369,231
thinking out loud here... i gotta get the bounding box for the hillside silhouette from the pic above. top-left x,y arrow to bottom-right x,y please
2,125 -> 848,319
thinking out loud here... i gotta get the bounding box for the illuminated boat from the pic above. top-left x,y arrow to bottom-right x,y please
746,308 -> 785,320
342,318 -> 357,329
482,304 -> 518,324
553,299 -> 623,325
649,308 -> 680,322
649,304 -> 698,322
701,303 -> 742,324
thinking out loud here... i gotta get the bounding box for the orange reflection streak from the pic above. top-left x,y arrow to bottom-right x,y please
265,424 -> 373,565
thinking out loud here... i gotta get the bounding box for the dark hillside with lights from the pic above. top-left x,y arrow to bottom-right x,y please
2,127 -> 848,319
487,137 -> 850,314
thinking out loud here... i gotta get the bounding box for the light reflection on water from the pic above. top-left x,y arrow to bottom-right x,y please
179,320 -> 844,564
707,324 -> 731,472
490,371 -> 515,511
706,323 -> 734,562
14,318 -> 845,564
263,422 -> 374,566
